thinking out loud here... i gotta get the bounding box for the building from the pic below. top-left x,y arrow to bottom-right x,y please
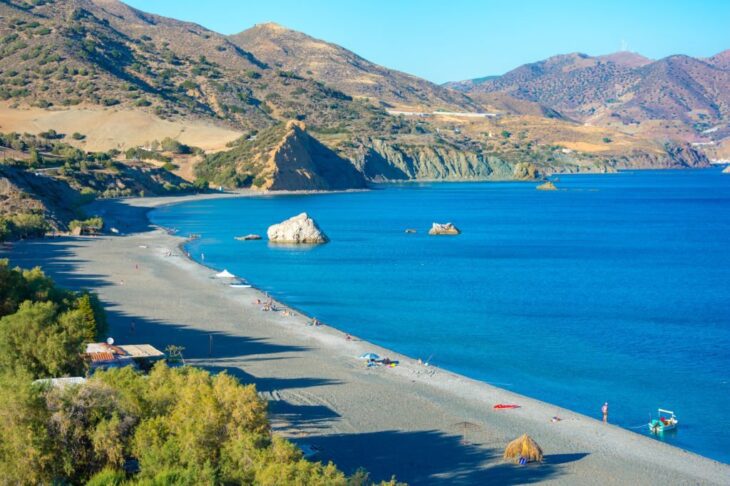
84,342 -> 165,371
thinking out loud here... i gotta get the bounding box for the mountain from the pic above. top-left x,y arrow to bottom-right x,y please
0,0 -> 385,134
0,0 -> 711,212
230,23 -> 481,112
449,51 -> 730,140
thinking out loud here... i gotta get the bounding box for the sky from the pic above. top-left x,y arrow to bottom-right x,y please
125,0 -> 730,83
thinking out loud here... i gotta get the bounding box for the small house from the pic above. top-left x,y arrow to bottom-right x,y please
84,342 -> 165,372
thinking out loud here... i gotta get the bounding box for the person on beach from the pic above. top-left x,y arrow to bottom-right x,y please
602,402 -> 609,423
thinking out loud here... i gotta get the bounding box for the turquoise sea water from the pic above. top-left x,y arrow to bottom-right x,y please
151,169 -> 730,463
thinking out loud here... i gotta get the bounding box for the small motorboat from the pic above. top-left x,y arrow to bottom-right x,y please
649,409 -> 678,434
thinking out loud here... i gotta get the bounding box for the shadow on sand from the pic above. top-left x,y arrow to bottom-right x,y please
303,429 -> 587,485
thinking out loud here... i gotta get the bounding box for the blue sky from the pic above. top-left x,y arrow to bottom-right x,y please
125,0 -> 730,83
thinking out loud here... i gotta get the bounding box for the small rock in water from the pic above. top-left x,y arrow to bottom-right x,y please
267,212 -> 329,244
405,228 -> 417,234
235,234 -> 262,241
536,181 -> 558,191
428,222 -> 460,235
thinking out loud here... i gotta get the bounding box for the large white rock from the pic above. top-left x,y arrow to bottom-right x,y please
267,213 -> 329,244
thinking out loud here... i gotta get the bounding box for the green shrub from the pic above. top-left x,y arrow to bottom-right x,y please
68,216 -> 104,235
0,213 -> 49,240
159,137 -> 191,155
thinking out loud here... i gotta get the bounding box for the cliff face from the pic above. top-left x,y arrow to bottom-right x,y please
355,139 -> 521,182
265,122 -> 368,191
350,139 -> 709,183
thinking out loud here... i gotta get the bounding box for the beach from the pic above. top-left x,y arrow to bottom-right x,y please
4,194 -> 729,485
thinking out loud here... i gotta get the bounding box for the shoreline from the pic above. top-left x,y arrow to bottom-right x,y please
4,193 -> 730,484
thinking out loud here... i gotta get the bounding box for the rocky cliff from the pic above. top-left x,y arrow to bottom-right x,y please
354,139 -> 523,182
265,122 -> 368,191
197,121 -> 367,191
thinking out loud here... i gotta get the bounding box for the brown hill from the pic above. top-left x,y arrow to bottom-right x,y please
0,0 -> 712,198
0,0 -> 385,134
230,23 -> 481,112
196,121 -> 367,191
452,51 -> 730,139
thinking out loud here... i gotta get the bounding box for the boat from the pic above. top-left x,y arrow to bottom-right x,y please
649,409 -> 678,434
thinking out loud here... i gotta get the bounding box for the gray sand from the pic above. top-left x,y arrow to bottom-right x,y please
4,195 -> 729,485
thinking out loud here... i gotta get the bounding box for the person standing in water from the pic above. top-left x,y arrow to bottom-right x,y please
601,402 -> 608,423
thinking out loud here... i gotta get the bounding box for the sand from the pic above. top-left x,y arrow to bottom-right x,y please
3,194 -> 729,485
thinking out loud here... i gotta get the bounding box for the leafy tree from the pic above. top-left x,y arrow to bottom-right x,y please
0,261 -> 106,377
28,148 -> 43,166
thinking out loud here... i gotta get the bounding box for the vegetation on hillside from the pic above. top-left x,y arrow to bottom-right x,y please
0,130 -> 200,241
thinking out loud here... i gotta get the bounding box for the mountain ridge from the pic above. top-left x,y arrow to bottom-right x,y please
448,49 -> 730,142
230,22 -> 482,112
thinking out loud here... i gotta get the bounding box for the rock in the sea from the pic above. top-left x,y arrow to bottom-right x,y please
267,213 -> 329,244
404,228 -> 417,234
428,222 -> 461,235
723,165 -> 730,174
235,234 -> 262,241
536,181 -> 558,191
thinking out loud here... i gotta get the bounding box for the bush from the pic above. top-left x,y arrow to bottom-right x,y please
69,216 -> 104,235
71,132 -> 85,140
159,137 -> 191,155
0,213 -> 49,241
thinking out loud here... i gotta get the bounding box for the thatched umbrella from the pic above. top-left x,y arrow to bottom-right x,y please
503,434 -> 543,463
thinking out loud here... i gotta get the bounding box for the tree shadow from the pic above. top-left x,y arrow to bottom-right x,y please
202,364 -> 341,394
306,430 -> 586,485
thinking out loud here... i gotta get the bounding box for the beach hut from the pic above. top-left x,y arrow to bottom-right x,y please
503,434 -> 543,464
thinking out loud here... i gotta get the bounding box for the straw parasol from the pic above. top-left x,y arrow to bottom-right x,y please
503,434 -> 543,463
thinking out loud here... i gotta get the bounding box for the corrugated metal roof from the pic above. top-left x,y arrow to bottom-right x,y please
119,344 -> 164,358
87,351 -> 115,362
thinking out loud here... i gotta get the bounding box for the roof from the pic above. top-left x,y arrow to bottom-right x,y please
118,344 -> 165,359
87,351 -> 116,363
84,342 -> 164,364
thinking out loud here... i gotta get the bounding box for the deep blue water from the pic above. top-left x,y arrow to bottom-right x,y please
151,169 -> 730,463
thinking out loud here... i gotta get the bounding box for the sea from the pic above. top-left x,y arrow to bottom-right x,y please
151,168 -> 730,463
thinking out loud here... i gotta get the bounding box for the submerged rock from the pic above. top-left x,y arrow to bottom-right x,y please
428,222 -> 461,235
536,181 -> 558,191
235,234 -> 262,241
267,213 -> 328,244
404,228 -> 417,234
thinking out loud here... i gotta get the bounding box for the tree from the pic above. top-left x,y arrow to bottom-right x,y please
28,148 -> 43,167
0,371 -> 52,484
